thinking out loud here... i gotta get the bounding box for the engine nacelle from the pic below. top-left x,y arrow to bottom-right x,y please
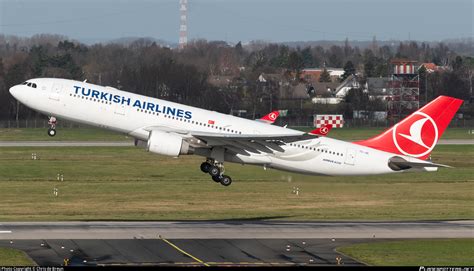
134,139 -> 147,148
146,130 -> 191,157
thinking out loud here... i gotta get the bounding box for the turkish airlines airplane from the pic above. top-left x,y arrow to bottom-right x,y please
9,78 -> 463,186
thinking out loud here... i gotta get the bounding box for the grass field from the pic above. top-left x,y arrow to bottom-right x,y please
0,144 -> 472,221
0,127 -> 472,141
337,239 -> 474,266
0,248 -> 36,266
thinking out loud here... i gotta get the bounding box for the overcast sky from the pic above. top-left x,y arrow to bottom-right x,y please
0,0 -> 472,44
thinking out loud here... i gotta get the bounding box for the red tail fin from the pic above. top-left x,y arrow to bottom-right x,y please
310,124 -> 333,136
259,111 -> 279,124
355,96 -> 463,160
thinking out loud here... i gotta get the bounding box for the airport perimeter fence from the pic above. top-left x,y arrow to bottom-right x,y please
0,119 -> 88,129
277,118 -> 474,128
1,118 -> 473,129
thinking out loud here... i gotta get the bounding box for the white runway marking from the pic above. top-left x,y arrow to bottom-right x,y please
0,231 -> 12,233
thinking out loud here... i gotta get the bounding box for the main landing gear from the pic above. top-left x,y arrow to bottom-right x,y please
200,159 -> 232,186
47,116 -> 57,137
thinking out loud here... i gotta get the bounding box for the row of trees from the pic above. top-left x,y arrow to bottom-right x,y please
0,34 -> 472,122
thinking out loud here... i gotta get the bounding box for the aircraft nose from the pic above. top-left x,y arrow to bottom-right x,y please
9,85 -> 19,98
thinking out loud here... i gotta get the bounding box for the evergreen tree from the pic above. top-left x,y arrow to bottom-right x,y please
235,41 -> 243,56
301,47 -> 313,67
341,60 -> 355,81
0,58 -> 4,78
319,68 -> 331,82
452,56 -> 463,72
288,51 -> 303,72
364,59 -> 375,77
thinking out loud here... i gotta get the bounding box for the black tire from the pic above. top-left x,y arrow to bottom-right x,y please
47,128 -> 56,137
200,162 -> 211,173
220,175 -> 232,186
212,175 -> 222,182
209,165 -> 220,177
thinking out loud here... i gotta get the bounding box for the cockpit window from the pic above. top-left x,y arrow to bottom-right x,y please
23,82 -> 38,88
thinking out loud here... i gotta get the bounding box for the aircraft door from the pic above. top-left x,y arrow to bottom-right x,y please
344,148 -> 357,165
49,83 -> 63,101
114,104 -> 126,116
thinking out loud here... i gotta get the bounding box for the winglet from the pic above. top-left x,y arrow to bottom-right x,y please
257,111 -> 280,124
309,124 -> 333,136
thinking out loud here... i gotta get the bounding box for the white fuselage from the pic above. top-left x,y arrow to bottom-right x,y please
10,78 -> 429,176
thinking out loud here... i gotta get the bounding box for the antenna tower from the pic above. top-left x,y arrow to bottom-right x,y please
179,0 -> 188,49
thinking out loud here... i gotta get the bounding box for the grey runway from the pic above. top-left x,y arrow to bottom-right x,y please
0,220 -> 472,239
0,141 -> 133,147
0,139 -> 472,147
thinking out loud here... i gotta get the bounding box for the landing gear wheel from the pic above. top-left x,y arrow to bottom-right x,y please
212,175 -> 222,183
220,175 -> 232,186
200,162 -> 211,173
47,128 -> 56,137
208,165 -> 220,177
47,116 -> 57,137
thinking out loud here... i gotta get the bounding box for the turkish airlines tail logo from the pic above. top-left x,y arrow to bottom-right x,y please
355,96 -> 463,160
310,124 -> 333,136
392,112 -> 438,158
398,117 -> 432,149
260,111 -> 280,124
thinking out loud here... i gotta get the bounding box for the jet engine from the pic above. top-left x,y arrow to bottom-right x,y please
146,130 -> 192,157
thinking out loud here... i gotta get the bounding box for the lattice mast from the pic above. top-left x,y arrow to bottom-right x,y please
179,0 -> 188,50
387,59 -> 420,121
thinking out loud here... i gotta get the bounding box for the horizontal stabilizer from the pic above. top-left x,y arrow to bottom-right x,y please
388,156 -> 451,171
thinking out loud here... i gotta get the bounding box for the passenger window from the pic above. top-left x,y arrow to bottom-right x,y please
32,83 -> 37,88
27,83 -> 32,87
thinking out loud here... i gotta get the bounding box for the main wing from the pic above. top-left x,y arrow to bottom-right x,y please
144,126 -> 318,156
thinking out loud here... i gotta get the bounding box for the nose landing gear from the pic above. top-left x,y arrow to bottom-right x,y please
47,117 -> 57,137
200,159 -> 232,186
47,128 -> 56,137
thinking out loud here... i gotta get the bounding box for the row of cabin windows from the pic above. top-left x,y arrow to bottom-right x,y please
136,108 -> 242,134
70,93 -> 112,104
288,143 -> 343,156
22,82 -> 37,88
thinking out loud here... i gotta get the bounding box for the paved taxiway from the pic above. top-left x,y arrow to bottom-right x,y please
0,139 -> 472,147
0,238 -> 365,266
0,221 -> 472,266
